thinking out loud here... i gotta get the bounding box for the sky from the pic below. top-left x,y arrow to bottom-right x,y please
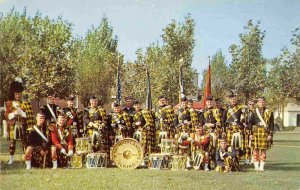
1,0 -> 300,83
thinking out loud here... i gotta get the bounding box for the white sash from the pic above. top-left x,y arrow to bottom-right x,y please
228,108 -> 238,122
255,108 -> 267,127
57,126 -> 64,142
47,104 -> 57,121
33,125 -> 49,143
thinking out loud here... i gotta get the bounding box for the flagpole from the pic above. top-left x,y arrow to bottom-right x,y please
179,58 -> 184,109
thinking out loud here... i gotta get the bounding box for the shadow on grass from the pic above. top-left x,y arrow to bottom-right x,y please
266,162 -> 300,171
274,140 -> 300,143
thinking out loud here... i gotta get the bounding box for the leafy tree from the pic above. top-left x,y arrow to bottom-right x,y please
122,15 -> 197,106
228,20 -> 267,102
201,50 -> 230,101
0,10 -> 74,103
71,17 -> 119,106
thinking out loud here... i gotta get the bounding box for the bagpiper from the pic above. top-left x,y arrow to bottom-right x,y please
192,125 -> 210,171
199,95 -> 221,170
154,95 -> 176,147
215,98 -> 226,135
49,112 -> 74,169
250,97 -> 274,171
242,99 -> 256,165
24,111 -> 50,169
111,102 -> 132,143
175,97 -> 193,168
4,78 -> 34,164
63,95 -> 83,139
224,93 -> 245,162
187,99 -> 200,133
83,95 -> 108,153
132,100 -> 156,164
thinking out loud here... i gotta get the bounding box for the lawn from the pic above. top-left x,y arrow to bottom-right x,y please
1,130 -> 300,190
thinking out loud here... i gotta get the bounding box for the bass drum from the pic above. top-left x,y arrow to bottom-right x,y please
112,138 -> 144,169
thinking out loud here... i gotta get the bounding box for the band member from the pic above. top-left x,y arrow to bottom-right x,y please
215,98 -> 226,133
250,97 -> 274,171
193,125 -> 210,171
154,95 -> 175,147
216,138 -> 238,172
63,95 -> 83,139
49,113 -> 74,169
123,96 -> 136,116
242,99 -> 256,164
24,111 -> 50,169
132,100 -> 156,155
199,96 -> 221,169
4,78 -> 34,164
224,93 -> 244,160
42,92 -> 61,125
83,95 -> 108,153
111,102 -> 132,143
177,124 -> 194,169
175,97 -> 192,134
187,99 -> 200,132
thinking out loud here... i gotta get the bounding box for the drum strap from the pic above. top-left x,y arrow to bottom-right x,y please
47,104 -> 57,122
255,108 -> 267,127
33,125 -> 49,143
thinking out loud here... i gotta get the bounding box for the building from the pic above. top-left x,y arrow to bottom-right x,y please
274,101 -> 300,127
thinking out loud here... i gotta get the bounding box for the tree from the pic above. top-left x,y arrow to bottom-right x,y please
71,17 -> 119,106
201,50 -> 230,101
228,20 -> 267,102
0,10 -> 74,103
122,15 -> 197,106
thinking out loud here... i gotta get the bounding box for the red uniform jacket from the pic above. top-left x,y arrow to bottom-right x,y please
49,124 -> 73,151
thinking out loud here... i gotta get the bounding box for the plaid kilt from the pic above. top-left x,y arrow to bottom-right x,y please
31,147 -> 52,168
21,101 -> 34,128
243,129 -> 252,149
253,126 -> 268,150
142,109 -> 156,153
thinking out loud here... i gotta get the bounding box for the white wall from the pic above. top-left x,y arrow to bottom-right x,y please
274,102 -> 300,127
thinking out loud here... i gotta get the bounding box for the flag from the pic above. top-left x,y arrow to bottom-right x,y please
116,64 -> 122,103
202,61 -> 212,108
145,67 -> 152,110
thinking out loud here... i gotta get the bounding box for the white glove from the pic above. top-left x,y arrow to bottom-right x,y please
135,121 -> 141,126
67,150 -> 74,157
60,148 -> 67,155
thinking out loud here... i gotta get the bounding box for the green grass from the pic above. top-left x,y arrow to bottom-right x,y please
1,133 -> 300,190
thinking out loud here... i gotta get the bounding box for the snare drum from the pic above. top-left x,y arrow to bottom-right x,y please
171,155 -> 187,171
86,153 -> 108,168
70,153 -> 86,168
75,137 -> 92,153
159,139 -> 175,155
149,153 -> 171,170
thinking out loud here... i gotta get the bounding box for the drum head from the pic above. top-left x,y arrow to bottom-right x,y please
112,138 -> 144,169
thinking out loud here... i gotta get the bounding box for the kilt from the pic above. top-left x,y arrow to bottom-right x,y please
31,147 -> 52,168
253,126 -> 268,150
243,129 -> 252,149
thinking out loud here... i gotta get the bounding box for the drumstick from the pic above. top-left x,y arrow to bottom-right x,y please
43,155 -> 46,169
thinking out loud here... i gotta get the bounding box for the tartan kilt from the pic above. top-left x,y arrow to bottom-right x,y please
253,127 -> 268,150
243,129 -> 252,149
31,147 -> 52,168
